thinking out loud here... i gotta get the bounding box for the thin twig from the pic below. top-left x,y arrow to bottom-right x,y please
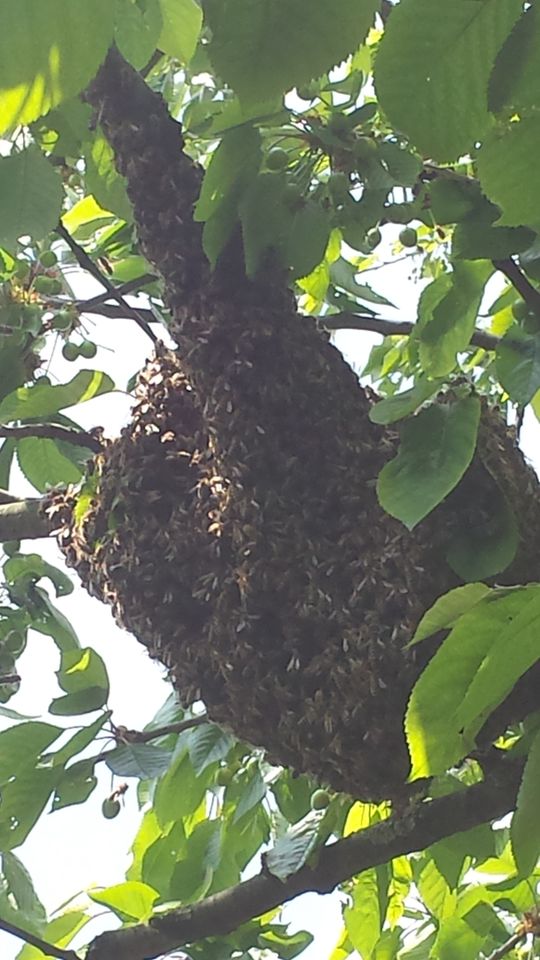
56,222 -> 159,343
0,674 -> 21,685
0,916 -> 80,960
0,488 -> 19,505
114,713 -> 208,744
0,424 -> 103,453
319,312 -> 500,350
484,931 -> 524,960
493,258 -> 540,315
78,274 -> 157,309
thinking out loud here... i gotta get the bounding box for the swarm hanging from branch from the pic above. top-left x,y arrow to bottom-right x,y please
46,50 -> 540,802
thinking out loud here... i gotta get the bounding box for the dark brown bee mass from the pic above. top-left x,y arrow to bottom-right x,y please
47,332 -> 540,802
55,49 -> 540,802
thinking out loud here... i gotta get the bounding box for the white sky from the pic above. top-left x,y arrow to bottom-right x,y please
1,239 -> 539,960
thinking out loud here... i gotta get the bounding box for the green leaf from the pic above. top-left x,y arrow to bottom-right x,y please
376,396 -> 481,530
0,370 -> 114,424
159,0 -> 203,64
233,769 -> 267,823
409,584 -> 491,647
258,929 -> 314,960
0,147 -> 63,251
0,721 -> 60,781
239,174 -> 290,277
31,586 -> 80,652
187,723 -> 234,775
50,647 -> 109,715
0,1 -> 114,134
170,818 -> 221,902
84,132 -> 132,222
0,766 -> 59,851
265,810 -> 325,881
114,0 -> 162,69
106,742 -> 173,779
478,118 -> 540,228
51,757 -> 98,811
1,852 -> 46,928
489,5 -> 540,114
344,870 -> 382,960
0,439 -> 15,486
49,687 -> 109,716
369,377 -> 442,425
16,910 -> 90,960
406,585 -> 540,778
378,142 -> 422,188
89,880 -> 159,922
284,201 -> 331,280
496,328 -> 540,406
4,553 -> 74,597
51,713 -> 110,768
511,729 -> 540,876
433,916 -> 483,960
195,126 -> 261,223
452,221 -> 535,261
374,0 -> 522,161
429,179 -> 481,226
204,0 -> 377,106
417,262 -> 492,377
445,488 -> 519,580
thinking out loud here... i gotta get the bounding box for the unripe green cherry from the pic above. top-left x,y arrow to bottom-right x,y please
62,342 -> 79,362
102,798 -> 121,819
399,227 -> 418,248
366,227 -> 382,249
51,310 -> 73,332
266,147 -> 289,172
3,541 -> 20,557
33,275 -> 55,295
14,260 -> 31,281
39,250 -> 58,268
215,766 -> 233,786
78,339 -> 97,359
310,788 -> 331,810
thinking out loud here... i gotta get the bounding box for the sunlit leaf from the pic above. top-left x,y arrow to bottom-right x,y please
204,0 -> 378,106
375,0 -> 522,161
377,396 -> 481,530
0,1 -> 114,134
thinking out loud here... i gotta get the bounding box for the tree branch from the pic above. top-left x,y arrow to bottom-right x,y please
320,313 -> 500,350
56,222 -> 159,343
113,713 -> 208,744
485,932 -> 524,960
0,424 -> 103,453
0,915 -> 80,960
77,274 -> 158,309
86,761 -> 521,960
493,258 -> 540,316
0,499 -> 52,541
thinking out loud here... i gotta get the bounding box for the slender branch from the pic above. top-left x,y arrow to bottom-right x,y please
319,313 -> 500,350
0,424 -> 103,453
0,488 -> 19,505
484,932 -> 524,960
493,258 -> 540,315
0,674 -> 21,684
114,713 -> 208,744
0,499 -> 52,541
0,915 -> 80,960
56,222 -> 159,344
86,761 -> 521,960
77,274 -> 158,309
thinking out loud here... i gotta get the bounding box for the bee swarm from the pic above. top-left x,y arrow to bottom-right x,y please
46,324 -> 540,801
